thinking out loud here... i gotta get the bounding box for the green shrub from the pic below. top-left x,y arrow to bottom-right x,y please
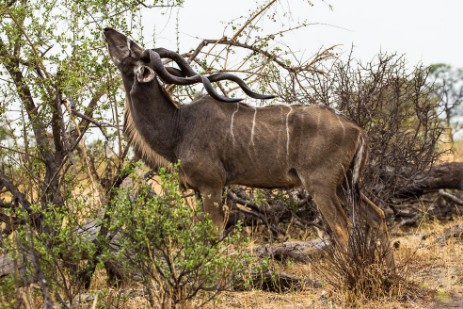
1,200 -> 98,307
110,166 -> 254,308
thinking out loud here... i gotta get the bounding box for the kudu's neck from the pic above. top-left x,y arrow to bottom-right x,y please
125,77 -> 180,163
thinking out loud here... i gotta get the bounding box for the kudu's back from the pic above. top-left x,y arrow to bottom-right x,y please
176,97 -> 366,191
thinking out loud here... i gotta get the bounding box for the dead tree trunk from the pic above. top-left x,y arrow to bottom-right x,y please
394,162 -> 463,199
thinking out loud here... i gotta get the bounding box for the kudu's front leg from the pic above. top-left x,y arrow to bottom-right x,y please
199,187 -> 226,230
179,161 -> 226,231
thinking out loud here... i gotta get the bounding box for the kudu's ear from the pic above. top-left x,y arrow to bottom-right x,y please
128,39 -> 144,57
136,65 -> 156,83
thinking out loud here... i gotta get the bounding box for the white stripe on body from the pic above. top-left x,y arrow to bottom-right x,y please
230,103 -> 240,146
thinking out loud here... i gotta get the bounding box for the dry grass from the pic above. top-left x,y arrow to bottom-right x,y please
7,216 -> 462,308
441,138 -> 463,162
455,139 -> 463,161
205,217 -> 463,309
67,216 -> 463,308
392,218 -> 463,308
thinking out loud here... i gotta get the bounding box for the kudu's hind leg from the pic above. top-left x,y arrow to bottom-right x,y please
359,194 -> 395,268
337,184 -> 395,269
306,183 -> 352,251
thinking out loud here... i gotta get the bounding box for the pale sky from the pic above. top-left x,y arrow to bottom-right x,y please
141,0 -> 463,68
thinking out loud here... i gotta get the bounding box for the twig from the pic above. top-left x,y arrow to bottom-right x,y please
230,0 -> 277,42
438,189 -> 463,206
70,109 -> 114,134
0,171 -> 32,214
189,38 -> 331,75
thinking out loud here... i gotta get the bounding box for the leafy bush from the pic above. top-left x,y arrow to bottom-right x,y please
0,165 -> 255,308
109,166 -> 254,308
1,200 -> 98,307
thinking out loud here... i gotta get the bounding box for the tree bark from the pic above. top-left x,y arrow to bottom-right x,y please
394,162 -> 463,199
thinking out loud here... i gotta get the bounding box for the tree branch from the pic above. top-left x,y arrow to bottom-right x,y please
75,91 -> 105,135
438,189 -> 463,206
188,38 -> 330,75
0,170 -> 32,213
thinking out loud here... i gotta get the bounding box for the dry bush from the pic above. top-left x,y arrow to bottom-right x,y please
292,54 -> 447,206
316,224 -> 419,307
184,35 -> 449,228
309,187 -> 412,306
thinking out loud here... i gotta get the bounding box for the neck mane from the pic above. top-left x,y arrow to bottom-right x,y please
124,96 -> 174,171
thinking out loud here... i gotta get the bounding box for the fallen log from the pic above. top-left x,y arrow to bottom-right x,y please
394,162 -> 463,199
235,270 -> 321,292
251,240 -> 329,262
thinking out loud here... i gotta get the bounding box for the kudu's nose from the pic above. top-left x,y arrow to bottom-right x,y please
103,28 -> 116,36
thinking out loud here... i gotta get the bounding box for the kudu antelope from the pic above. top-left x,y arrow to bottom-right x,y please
104,28 -> 393,264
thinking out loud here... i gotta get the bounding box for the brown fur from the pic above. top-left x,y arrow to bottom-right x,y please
124,98 -> 172,171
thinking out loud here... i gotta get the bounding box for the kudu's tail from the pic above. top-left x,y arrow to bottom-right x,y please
345,133 -> 395,268
348,132 -> 368,205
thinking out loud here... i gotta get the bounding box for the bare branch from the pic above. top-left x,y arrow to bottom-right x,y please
438,190 -> 463,206
0,170 -> 32,213
134,0 -> 182,8
188,38 -> 331,75
229,0 -> 277,42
